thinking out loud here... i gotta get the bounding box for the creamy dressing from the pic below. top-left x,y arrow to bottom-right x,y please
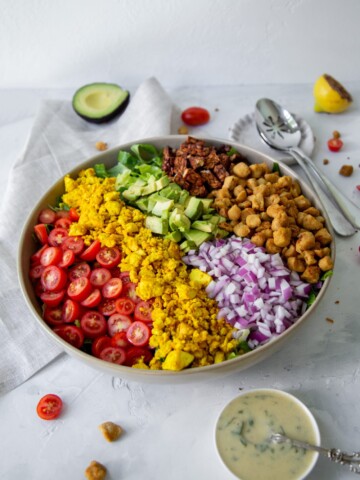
215,389 -> 319,480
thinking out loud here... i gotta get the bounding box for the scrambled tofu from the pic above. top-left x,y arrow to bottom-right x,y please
62,168 -> 238,370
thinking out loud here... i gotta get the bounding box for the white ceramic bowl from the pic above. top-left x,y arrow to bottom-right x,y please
18,135 -> 335,383
215,388 -> 320,480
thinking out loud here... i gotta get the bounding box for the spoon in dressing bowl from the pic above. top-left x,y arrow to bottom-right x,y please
271,433 -> 360,475
255,98 -> 359,236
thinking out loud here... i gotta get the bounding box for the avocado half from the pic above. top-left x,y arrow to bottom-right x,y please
72,83 -> 130,123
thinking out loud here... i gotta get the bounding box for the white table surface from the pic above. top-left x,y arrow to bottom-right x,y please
1,84 -> 360,480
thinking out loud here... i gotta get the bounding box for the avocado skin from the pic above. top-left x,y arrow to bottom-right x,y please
72,83 -> 130,124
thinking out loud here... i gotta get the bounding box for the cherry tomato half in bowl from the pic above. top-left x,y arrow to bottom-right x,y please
181,107 -> 210,126
36,394 -> 63,420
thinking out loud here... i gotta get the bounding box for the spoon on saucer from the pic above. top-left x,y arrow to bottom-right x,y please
255,98 -> 359,236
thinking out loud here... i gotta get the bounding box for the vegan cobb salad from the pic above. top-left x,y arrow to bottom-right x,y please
29,137 -> 333,371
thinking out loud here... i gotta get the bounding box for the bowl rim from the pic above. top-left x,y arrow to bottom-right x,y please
17,134 -> 336,378
214,387 -> 320,480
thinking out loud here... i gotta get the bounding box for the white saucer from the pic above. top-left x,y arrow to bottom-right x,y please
229,112 -> 315,165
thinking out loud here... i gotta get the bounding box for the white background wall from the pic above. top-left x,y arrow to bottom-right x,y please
1,0 -> 360,89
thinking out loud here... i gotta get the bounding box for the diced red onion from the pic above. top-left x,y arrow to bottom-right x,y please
183,237 -> 315,350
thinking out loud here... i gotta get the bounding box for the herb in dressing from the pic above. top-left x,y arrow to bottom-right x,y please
215,390 -> 319,480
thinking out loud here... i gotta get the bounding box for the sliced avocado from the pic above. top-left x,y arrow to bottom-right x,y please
191,220 -> 217,233
72,83 -> 130,123
169,208 -> 191,232
165,231 -> 183,242
145,216 -> 169,235
184,229 -> 212,247
178,190 -> 190,205
180,239 -> 197,252
155,177 -> 170,190
152,198 -> 175,217
135,197 -> 149,212
184,197 -> 203,221
200,198 -> 214,212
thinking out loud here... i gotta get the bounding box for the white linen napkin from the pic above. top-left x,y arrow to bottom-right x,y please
0,77 -> 181,395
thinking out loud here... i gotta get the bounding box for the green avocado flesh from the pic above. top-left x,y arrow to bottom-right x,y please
72,83 -> 130,123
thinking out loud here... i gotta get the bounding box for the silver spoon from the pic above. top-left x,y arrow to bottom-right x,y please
271,432 -> 360,475
255,98 -> 359,236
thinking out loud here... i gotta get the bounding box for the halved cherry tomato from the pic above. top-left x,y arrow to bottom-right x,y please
96,246 -> 121,269
125,346 -> 153,366
90,267 -> 111,287
99,346 -> 126,365
119,271 -> 131,284
121,282 -> 141,303
111,331 -> 130,348
91,335 -> 112,357
40,246 -> 63,267
35,280 -> 47,297
34,224 -> 49,245
67,276 -> 92,302
134,300 -> 152,323
115,297 -> 135,315
328,138 -> 343,152
41,265 -> 67,292
110,267 -> 122,278
54,325 -> 84,348
126,321 -> 150,347
54,217 -> 72,230
38,208 -> 57,225
57,249 -> 76,268
80,240 -> 101,261
107,313 -> 132,336
80,311 -> 107,338
102,277 -> 123,299
62,298 -> 81,323
61,236 -> 84,255
31,244 -> 48,265
181,106 -> 210,126
29,264 -> 44,281
98,298 -> 117,316
55,209 -> 70,219
43,305 -> 64,326
40,289 -> 65,307
69,207 -> 80,221
48,227 -> 68,247
36,393 -> 63,420
81,288 -> 102,308
68,262 -> 91,281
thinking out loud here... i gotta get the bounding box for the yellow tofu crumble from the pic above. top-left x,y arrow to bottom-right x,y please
61,168 -> 238,370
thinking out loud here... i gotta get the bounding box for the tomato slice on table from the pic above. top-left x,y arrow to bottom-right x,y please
181,107 -> 210,126
40,289 -> 65,307
126,321 -> 151,347
107,313 -> 132,336
48,227 -> 68,247
41,265 -> 67,292
54,325 -> 84,348
81,288 -> 102,308
328,138 -> 343,152
57,249 -> 76,268
34,224 -> 49,245
125,346 -> 153,366
80,240 -> 101,261
90,267 -> 112,287
96,246 -> 121,268
115,297 -> 135,315
91,335 -> 112,357
102,277 -> 123,299
62,298 -> 81,323
36,393 -> 63,420
67,277 -> 92,302
100,346 -> 126,365
134,300 -> 153,323
68,262 -> 91,281
43,305 -> 64,326
38,208 -> 57,225
40,246 -> 63,267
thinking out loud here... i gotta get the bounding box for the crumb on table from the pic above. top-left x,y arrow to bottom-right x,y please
95,141 -> 108,151
85,460 -> 107,480
339,165 -> 353,177
98,421 -> 123,442
323,159 -> 329,165
326,317 -> 335,323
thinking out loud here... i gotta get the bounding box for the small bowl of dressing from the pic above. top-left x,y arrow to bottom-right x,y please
215,388 -> 320,480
